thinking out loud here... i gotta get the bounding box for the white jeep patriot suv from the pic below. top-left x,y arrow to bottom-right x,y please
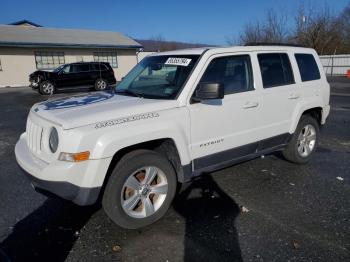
15,45 -> 330,229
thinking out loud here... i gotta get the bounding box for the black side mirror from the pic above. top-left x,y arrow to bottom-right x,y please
193,82 -> 224,101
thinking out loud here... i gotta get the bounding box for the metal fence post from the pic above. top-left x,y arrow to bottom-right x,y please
331,56 -> 334,77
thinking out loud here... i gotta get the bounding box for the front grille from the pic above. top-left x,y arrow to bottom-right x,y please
26,118 -> 43,155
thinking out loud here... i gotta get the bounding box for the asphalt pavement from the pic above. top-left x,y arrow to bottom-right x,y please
0,79 -> 349,262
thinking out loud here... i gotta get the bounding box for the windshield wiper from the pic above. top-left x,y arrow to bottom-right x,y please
115,89 -> 143,98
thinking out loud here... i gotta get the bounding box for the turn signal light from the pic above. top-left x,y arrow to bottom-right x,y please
59,151 -> 90,162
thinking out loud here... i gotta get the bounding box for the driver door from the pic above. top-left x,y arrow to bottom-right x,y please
56,64 -> 82,88
188,53 -> 263,172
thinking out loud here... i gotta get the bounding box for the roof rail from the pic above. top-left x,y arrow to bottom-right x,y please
244,42 -> 305,47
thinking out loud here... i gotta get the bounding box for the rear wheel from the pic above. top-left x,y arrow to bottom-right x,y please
102,150 -> 177,229
39,81 -> 55,95
283,115 -> 320,164
95,79 -> 108,91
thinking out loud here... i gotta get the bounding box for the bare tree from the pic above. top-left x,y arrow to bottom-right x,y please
229,9 -> 290,45
294,5 -> 342,55
338,3 -> 350,53
230,4 -> 350,55
264,9 -> 289,42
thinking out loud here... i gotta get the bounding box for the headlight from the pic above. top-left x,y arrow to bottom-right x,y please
49,127 -> 59,153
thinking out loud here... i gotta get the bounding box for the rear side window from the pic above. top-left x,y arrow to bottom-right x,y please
90,63 -> 108,71
78,64 -> 90,72
295,54 -> 321,82
258,53 -> 294,88
199,55 -> 254,95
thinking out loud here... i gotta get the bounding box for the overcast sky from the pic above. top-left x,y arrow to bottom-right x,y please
1,0 -> 349,45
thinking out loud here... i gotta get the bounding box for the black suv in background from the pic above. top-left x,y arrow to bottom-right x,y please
29,62 -> 117,95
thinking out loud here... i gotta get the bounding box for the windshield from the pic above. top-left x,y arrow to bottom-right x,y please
53,64 -> 66,73
116,55 -> 200,99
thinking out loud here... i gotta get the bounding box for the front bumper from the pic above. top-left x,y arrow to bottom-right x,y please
15,133 -> 111,205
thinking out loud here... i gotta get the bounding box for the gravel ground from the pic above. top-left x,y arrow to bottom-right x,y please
0,79 -> 349,262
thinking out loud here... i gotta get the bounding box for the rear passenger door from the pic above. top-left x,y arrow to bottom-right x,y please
90,63 -> 104,85
256,52 -> 300,141
74,64 -> 91,86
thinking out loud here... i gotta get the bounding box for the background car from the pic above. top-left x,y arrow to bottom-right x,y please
29,62 -> 117,95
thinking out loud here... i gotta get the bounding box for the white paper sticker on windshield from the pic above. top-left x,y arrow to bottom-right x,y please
165,57 -> 192,66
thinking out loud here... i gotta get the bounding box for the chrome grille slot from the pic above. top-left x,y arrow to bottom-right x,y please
26,117 -> 43,155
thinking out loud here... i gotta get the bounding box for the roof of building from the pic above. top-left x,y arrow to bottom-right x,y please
0,25 -> 142,49
9,20 -> 42,27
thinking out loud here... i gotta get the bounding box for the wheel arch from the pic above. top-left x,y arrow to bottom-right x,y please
97,138 -> 192,202
290,105 -> 323,134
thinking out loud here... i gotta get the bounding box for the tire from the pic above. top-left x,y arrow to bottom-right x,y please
39,81 -> 55,95
102,150 -> 177,229
283,115 -> 320,164
94,78 -> 108,91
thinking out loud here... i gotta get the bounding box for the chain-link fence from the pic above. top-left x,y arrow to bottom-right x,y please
319,55 -> 350,76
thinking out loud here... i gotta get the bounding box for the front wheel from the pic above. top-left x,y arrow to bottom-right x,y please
283,115 -> 320,164
102,150 -> 177,229
39,81 -> 55,95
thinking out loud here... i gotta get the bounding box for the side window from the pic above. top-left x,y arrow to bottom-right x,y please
78,64 -> 89,72
199,55 -> 254,95
62,65 -> 70,73
295,54 -> 321,82
70,64 -> 89,73
71,65 -> 80,73
258,53 -> 294,88
90,64 -> 98,71
90,63 -> 108,71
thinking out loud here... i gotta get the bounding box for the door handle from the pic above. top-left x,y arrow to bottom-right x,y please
242,101 -> 259,109
288,93 -> 300,100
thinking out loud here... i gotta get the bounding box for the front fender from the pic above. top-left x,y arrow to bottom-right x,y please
89,107 -> 192,166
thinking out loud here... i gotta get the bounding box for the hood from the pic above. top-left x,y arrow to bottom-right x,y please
31,91 -> 179,129
30,70 -> 55,78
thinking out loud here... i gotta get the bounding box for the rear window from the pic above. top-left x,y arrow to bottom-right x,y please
258,53 -> 295,88
295,54 -> 321,82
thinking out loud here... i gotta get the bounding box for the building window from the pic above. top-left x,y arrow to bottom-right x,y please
76,56 -> 84,62
93,52 -> 118,68
35,51 -> 65,70
0,59 -> 2,71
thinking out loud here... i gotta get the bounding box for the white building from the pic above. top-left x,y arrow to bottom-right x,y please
0,20 -> 143,87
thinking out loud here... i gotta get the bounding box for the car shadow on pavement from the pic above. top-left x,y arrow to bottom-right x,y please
173,175 -> 243,262
0,198 -> 99,262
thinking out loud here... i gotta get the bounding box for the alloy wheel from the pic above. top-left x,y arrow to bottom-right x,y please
97,80 -> 107,90
42,83 -> 54,94
121,166 -> 168,219
297,124 -> 316,157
